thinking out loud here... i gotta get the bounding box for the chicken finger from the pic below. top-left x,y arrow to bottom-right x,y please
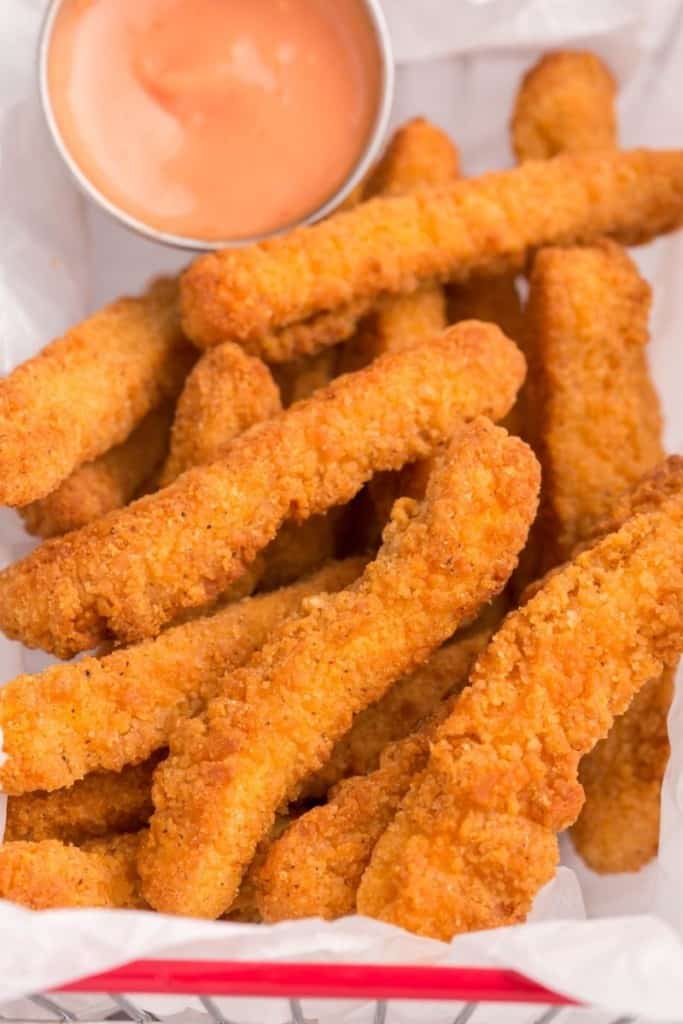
180,149 -> 683,351
302,600 -> 504,799
357,483 -> 683,939
0,834 -> 145,910
138,418 -> 540,918
19,405 -> 174,539
0,277 -> 194,506
512,51 -> 617,162
159,343 -> 281,486
0,558 -> 363,794
4,758 -> 160,844
0,324 -> 524,656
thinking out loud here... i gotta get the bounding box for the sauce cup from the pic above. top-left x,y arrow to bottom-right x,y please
38,0 -> 394,250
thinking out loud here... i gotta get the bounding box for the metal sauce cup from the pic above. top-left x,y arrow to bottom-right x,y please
38,0 -> 394,251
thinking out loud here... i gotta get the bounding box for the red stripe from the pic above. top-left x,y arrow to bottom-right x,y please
56,960 -> 578,1004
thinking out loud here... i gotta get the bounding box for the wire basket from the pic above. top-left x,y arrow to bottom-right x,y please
0,960 -> 665,1024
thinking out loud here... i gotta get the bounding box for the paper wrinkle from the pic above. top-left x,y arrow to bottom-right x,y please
2,0 -> 683,1018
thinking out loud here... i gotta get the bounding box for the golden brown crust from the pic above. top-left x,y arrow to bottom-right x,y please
159,343 -> 281,486
512,51 -> 617,162
572,669 -> 674,872
0,559 -> 363,794
363,118 -> 461,198
0,834 -> 145,910
0,324 -> 525,656
19,405 -> 174,538
5,759 -> 159,844
0,278 -> 194,506
257,732 -> 431,922
302,601 -> 504,799
180,150 -> 683,349
526,241 -> 663,571
357,491 -> 683,939
138,419 -> 540,918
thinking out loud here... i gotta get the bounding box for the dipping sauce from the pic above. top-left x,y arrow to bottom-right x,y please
47,0 -> 383,241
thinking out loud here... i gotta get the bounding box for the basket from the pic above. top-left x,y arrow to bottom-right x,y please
0,959 -> 652,1024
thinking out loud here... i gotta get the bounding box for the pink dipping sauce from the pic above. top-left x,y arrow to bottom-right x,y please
47,0 -> 382,240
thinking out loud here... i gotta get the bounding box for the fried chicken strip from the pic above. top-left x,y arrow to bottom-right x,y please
159,343 -> 281,486
0,559 -> 363,794
180,149 -> 683,351
257,729 -> 433,922
138,418 -> 540,917
0,833 -> 145,910
302,601 -> 504,799
0,324 -> 524,656
526,242 -> 663,570
511,51 -> 617,162
18,405 -> 174,539
257,605 -> 505,920
523,242 -> 670,872
0,278 -> 195,507
4,758 -> 160,844
357,487 -> 683,939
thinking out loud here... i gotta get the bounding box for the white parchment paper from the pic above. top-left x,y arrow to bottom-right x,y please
2,1 -> 683,1019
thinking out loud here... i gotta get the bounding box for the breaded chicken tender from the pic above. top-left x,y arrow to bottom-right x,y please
522,242 -> 670,872
526,242 -> 663,570
572,669 -> 675,873
338,120 -> 459,535
357,490 -> 683,939
18,406 -> 174,539
138,419 -> 540,917
363,117 -> 461,197
180,149 -> 683,351
159,343 -> 281,486
339,119 -> 458,372
302,600 -> 504,799
0,324 -> 525,656
0,278 -> 195,507
0,559 -> 363,794
258,730 -> 433,922
448,276 -> 527,437
4,758 -> 160,844
0,833 -> 145,910
512,51 -> 617,162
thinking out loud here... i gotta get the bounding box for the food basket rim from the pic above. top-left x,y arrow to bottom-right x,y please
54,959 -> 576,1005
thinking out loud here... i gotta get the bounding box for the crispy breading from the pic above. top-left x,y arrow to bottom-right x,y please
0,834 -> 145,910
448,275 -> 527,437
572,669 -> 675,873
225,815 -> 292,923
338,120 -> 458,535
512,51 -> 617,162
138,419 -> 540,917
159,343 -> 281,486
526,242 -> 663,570
4,758 -> 160,844
0,559 -> 363,794
521,242 -> 670,872
257,731 -> 431,922
339,119 -> 458,372
302,600 -> 505,799
363,117 -> 461,198
357,491 -> 683,939
0,278 -> 195,507
0,324 -> 525,656
255,298 -> 376,364
18,405 -> 174,539
180,149 -> 683,350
